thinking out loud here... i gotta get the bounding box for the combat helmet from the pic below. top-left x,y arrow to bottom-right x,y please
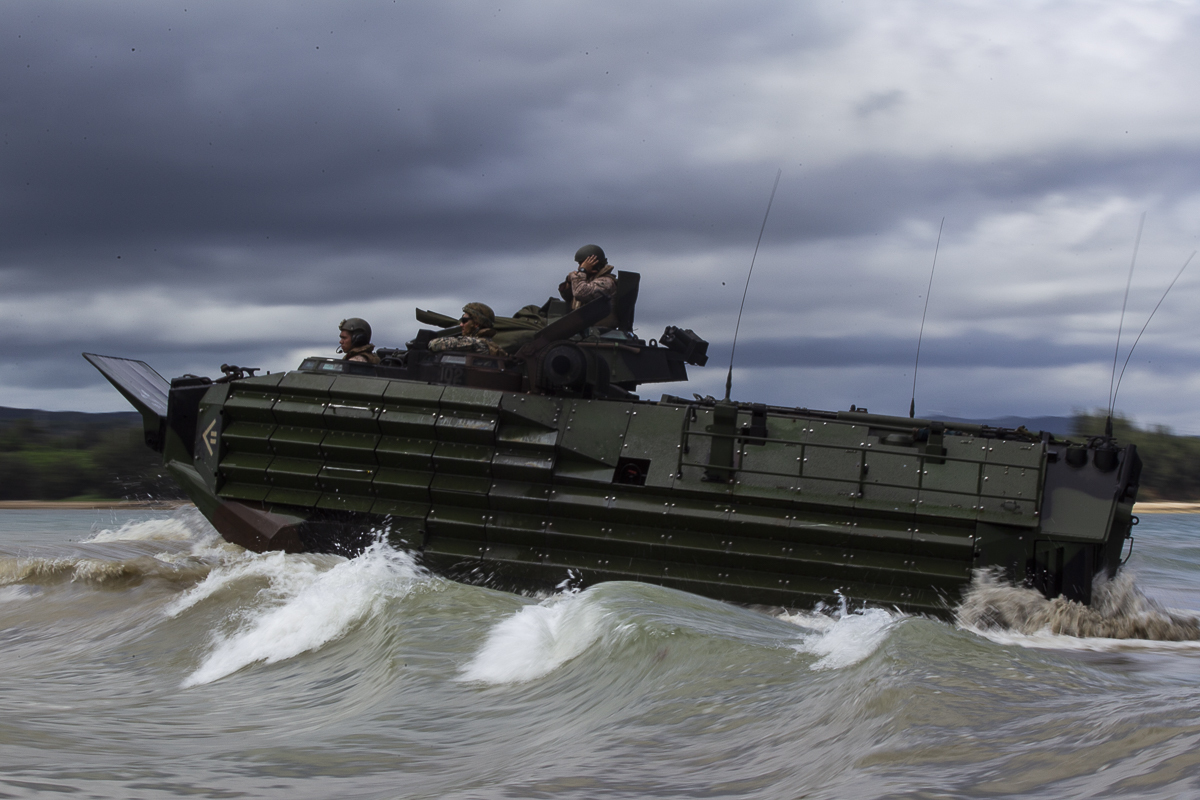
339,318 -> 372,349
574,244 -> 607,266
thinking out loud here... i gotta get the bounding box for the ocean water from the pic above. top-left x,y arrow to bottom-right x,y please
1,508 -> 1198,799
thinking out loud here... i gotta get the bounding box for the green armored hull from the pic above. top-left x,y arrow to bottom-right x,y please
85,291 -> 1140,616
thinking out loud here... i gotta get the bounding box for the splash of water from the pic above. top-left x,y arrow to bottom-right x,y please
956,569 -> 1200,642
781,594 -> 903,670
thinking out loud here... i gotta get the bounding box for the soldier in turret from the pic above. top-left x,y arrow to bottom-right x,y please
559,244 -> 617,310
429,303 -> 506,356
338,318 -> 381,364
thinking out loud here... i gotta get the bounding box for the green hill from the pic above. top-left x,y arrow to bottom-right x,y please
1073,412 -> 1200,501
0,407 -> 183,501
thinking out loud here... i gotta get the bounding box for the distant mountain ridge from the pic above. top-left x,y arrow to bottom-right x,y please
937,415 -> 1074,436
0,406 -> 141,429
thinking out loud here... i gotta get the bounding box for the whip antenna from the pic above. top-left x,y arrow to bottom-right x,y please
1107,212 -> 1145,437
725,168 -> 782,401
909,217 -> 945,418
1111,249 -> 1195,415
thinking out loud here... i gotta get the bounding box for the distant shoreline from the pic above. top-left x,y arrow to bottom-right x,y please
0,500 -> 189,510
1132,502 -> 1200,514
2,499 -> 1198,513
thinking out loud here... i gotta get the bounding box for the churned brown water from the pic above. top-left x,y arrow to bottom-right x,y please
2,508 -> 1199,799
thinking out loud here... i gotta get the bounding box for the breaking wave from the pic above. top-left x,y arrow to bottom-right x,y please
0,507 -> 229,588
0,555 -> 150,586
459,586 -> 625,684
87,511 -> 204,543
956,569 -> 1200,643
85,506 -> 235,555
177,543 -> 429,687
461,583 -> 906,685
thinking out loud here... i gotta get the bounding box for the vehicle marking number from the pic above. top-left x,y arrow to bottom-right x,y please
202,419 -> 218,456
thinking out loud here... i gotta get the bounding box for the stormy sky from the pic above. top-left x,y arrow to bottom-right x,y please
4,1 -> 1200,431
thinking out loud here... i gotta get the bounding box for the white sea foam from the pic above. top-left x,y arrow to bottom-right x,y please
459,588 -> 615,684
782,598 -> 902,670
180,543 -> 424,687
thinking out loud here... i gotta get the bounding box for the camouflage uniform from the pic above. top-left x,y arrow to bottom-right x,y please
561,263 -> 616,310
429,302 -> 507,356
342,344 -> 381,364
429,335 -> 496,355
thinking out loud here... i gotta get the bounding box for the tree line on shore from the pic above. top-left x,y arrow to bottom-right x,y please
1071,411 -> 1200,502
0,409 -> 182,501
0,407 -> 1196,502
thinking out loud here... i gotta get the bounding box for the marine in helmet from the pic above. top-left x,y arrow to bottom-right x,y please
429,303 -> 506,356
559,244 -> 617,311
338,318 -> 381,364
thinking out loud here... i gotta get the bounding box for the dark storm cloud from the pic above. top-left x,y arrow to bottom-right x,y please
0,1 -> 841,302
6,143 -> 1198,308
1,3 -> 828,240
5,0 -> 1198,306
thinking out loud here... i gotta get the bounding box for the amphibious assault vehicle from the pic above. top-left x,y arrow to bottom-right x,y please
86,273 -> 1141,616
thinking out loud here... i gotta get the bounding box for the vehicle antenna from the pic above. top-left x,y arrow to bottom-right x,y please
1110,249 -> 1195,422
1106,212 -> 1145,437
725,168 -> 782,402
909,217 -> 945,419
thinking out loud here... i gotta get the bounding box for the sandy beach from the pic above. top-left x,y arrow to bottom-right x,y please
0,500 -> 189,510
1132,501 -> 1200,514
2,499 -> 1196,513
